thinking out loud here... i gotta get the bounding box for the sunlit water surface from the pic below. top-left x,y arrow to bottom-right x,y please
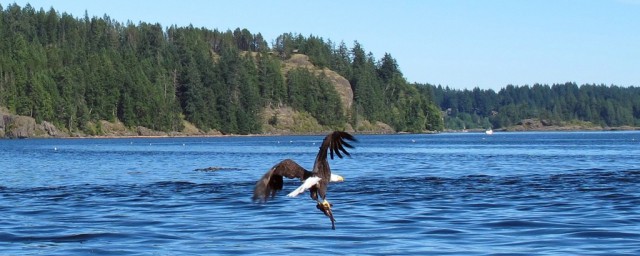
1,132 -> 639,255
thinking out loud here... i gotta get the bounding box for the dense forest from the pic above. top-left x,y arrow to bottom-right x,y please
1,4 -> 638,137
0,3 -> 443,136
431,83 -> 640,130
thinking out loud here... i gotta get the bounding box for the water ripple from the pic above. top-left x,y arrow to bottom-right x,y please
2,132 -> 640,254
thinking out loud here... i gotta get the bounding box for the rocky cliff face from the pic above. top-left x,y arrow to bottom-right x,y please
1,114 -> 35,138
0,114 -> 4,138
283,54 -> 353,115
0,114 -> 66,138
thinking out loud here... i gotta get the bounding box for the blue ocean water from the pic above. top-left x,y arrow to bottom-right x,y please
1,131 -> 639,255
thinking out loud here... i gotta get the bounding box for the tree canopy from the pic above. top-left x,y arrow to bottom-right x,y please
430,83 -> 640,130
0,3 -> 445,135
2,3 -> 636,136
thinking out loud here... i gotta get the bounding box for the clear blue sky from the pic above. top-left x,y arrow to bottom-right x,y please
8,0 -> 640,90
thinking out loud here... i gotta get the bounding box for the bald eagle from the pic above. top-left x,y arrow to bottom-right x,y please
252,131 -> 356,229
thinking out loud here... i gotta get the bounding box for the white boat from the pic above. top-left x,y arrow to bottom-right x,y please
485,129 -> 494,135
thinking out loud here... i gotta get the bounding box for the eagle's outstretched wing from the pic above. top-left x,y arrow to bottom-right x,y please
316,131 -> 357,162
312,131 -> 357,201
252,159 -> 311,202
327,131 -> 356,160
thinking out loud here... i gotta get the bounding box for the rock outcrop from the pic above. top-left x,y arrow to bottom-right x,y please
0,114 -> 70,138
2,115 -> 36,138
284,54 -> 354,116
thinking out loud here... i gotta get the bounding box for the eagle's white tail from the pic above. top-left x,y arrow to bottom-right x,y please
287,177 -> 321,197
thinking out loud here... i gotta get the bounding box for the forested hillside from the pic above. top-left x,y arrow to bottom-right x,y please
1,4 -> 638,138
0,3 -> 444,137
429,83 -> 640,130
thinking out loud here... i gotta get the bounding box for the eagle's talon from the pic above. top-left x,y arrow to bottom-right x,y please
316,200 -> 334,217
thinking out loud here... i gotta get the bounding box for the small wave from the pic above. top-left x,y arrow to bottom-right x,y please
577,186 -> 616,192
151,180 -> 198,187
0,232 -> 125,243
423,228 -> 465,235
378,218 -> 416,225
569,230 -> 640,239
482,220 -> 558,228
468,202 -> 512,209
194,166 -> 242,172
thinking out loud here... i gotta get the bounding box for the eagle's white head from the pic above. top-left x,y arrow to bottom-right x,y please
330,173 -> 344,182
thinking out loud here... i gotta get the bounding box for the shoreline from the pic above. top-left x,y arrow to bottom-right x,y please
3,126 -> 639,140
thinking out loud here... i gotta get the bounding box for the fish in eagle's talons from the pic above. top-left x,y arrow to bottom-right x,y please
253,131 -> 356,230
316,200 -> 336,230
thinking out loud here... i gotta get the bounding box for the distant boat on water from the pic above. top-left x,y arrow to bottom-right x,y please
485,129 -> 494,135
